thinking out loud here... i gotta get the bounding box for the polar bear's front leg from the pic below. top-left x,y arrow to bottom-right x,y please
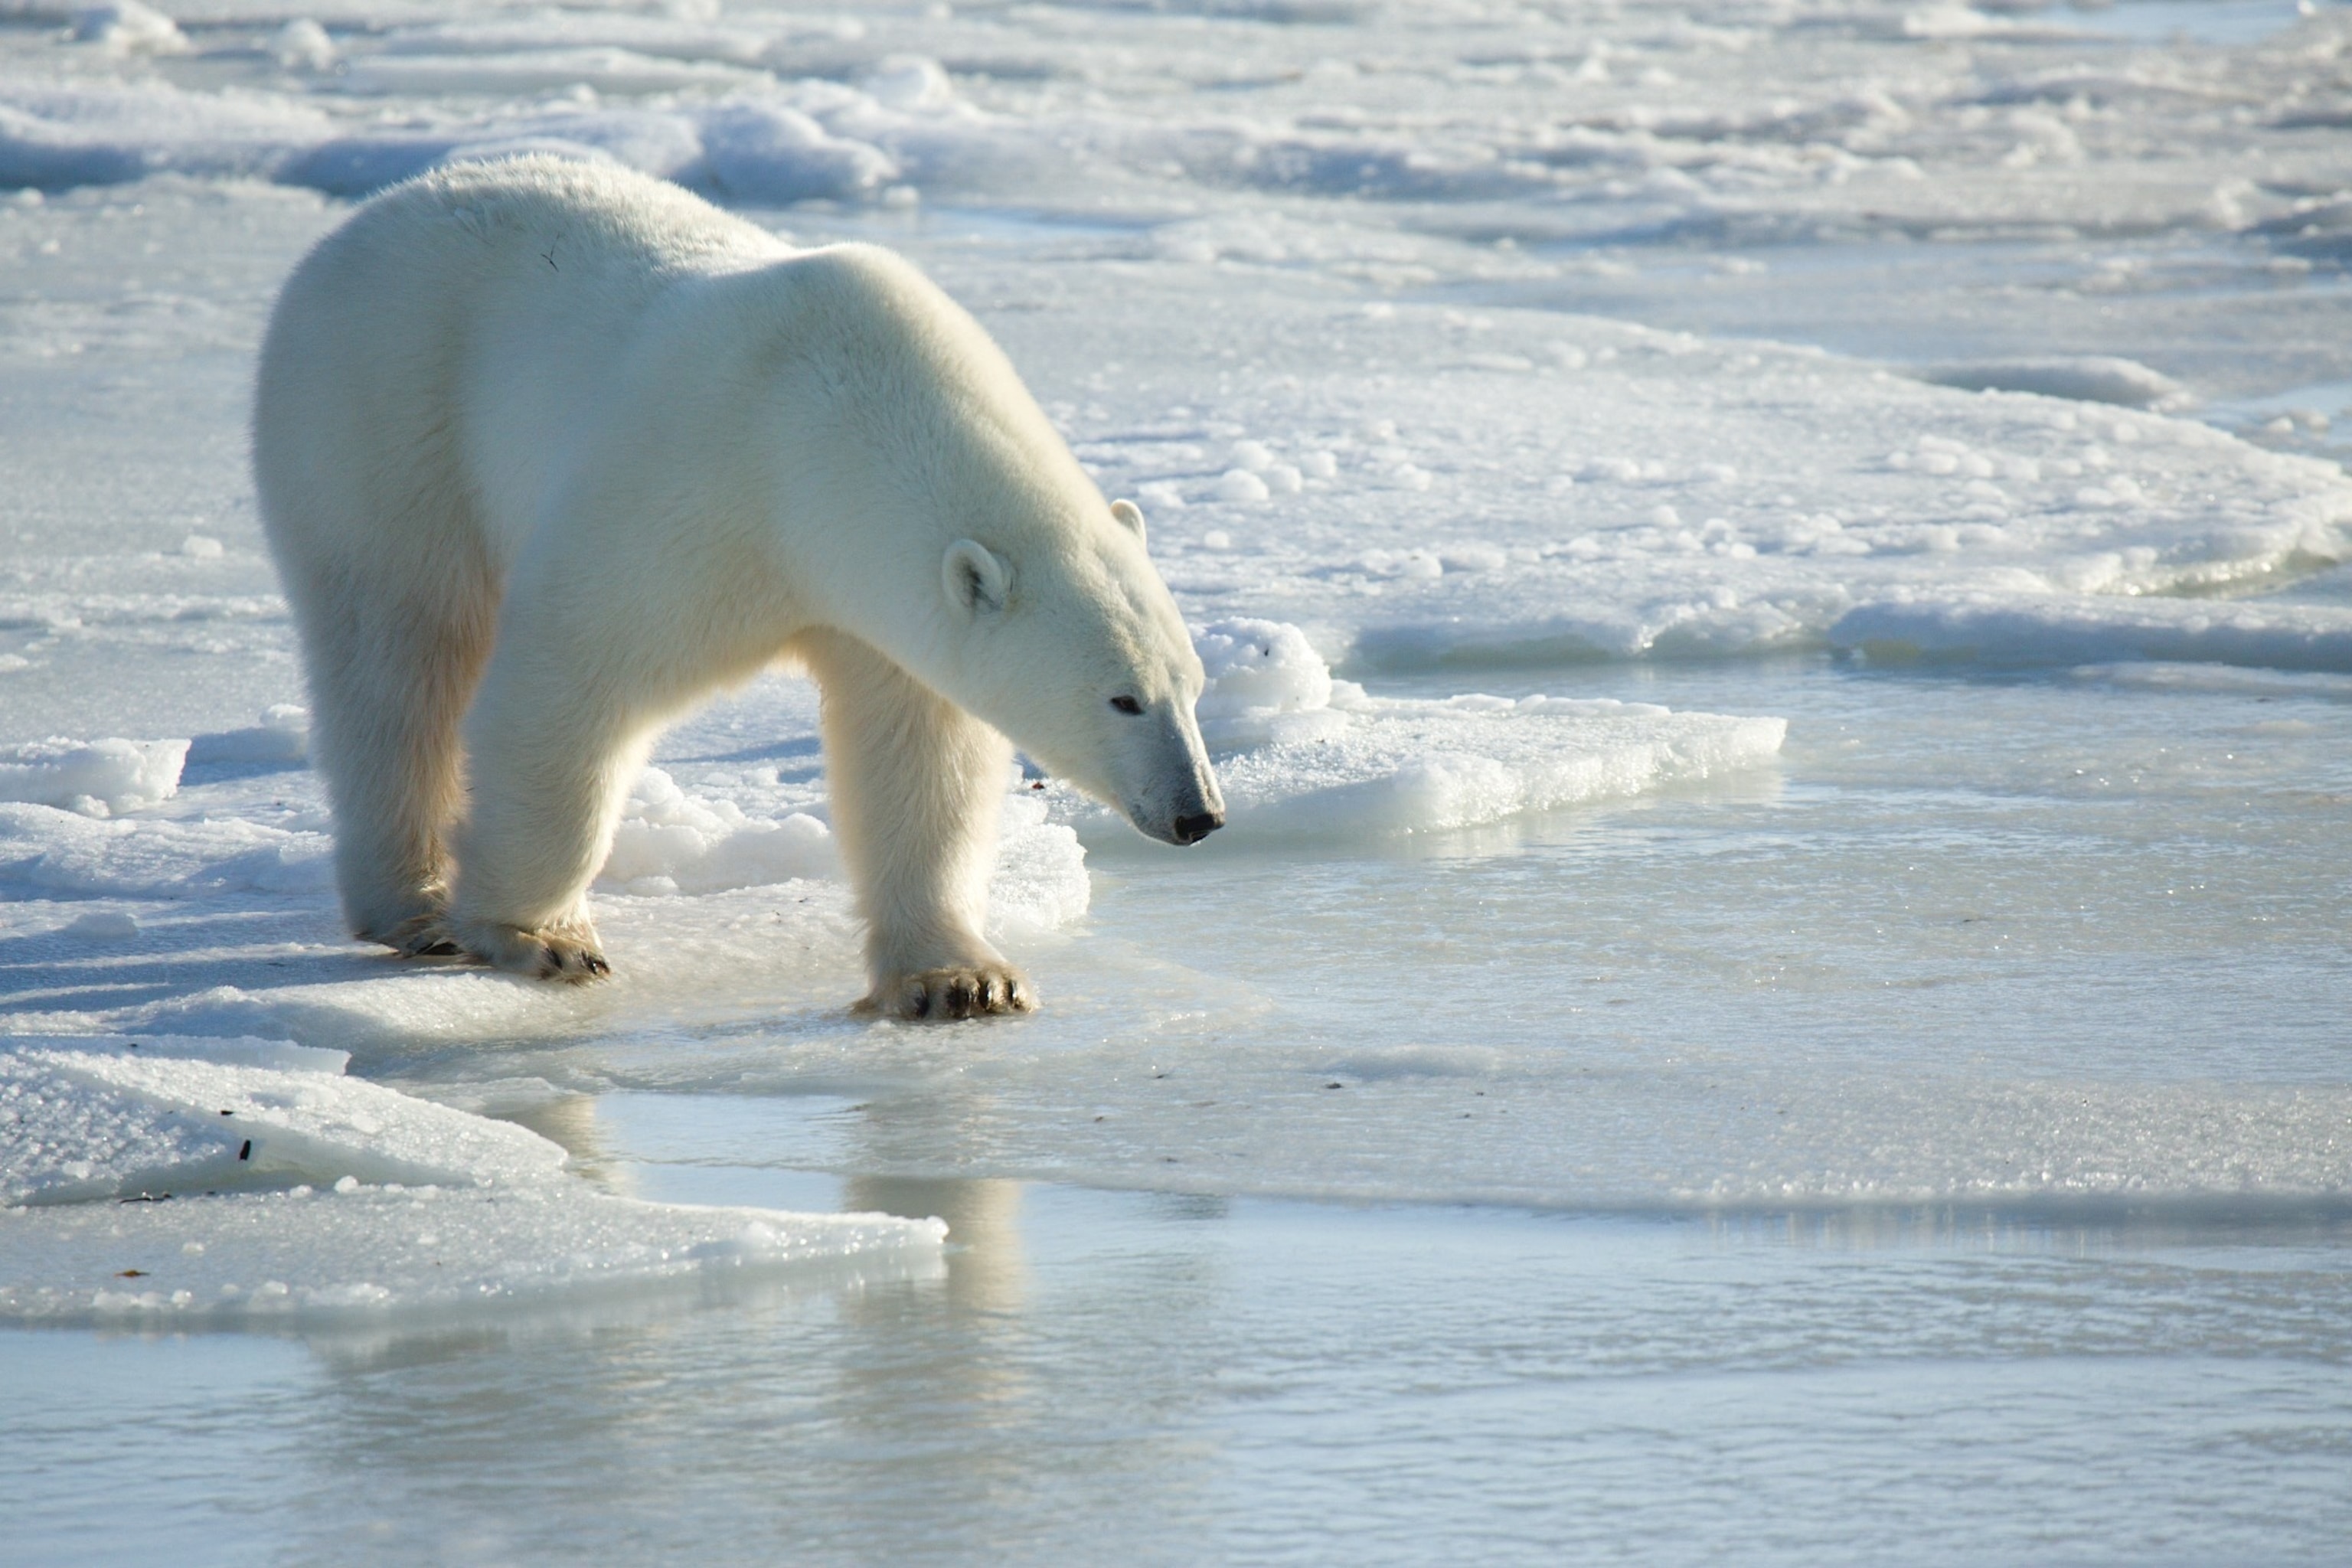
801,629 -> 1034,1020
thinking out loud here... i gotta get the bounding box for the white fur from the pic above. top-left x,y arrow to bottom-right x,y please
253,155 -> 1221,1017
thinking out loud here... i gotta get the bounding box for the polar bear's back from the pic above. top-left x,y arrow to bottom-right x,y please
256,157 -> 789,573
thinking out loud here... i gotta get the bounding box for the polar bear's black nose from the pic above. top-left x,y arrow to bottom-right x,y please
1173,810 -> 1223,844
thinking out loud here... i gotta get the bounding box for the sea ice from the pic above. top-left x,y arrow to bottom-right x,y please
1834,593 -> 2352,671
0,1033 -> 942,1322
1148,618 -> 1784,838
1916,356 -> 2193,412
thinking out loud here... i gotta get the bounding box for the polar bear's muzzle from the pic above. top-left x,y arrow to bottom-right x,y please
1135,786 -> 1223,847
1119,710 -> 1226,848
1171,807 -> 1223,845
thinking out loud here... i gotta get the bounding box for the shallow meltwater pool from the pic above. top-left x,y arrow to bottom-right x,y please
10,658 -> 2351,1566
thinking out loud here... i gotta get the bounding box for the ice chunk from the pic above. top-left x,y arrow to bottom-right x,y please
1073,621 -> 1781,838
1214,469 -> 1271,505
858,56 -> 956,113
1916,358 -> 2190,412
597,766 -> 838,894
0,1184 -> 942,1325
57,910 -> 138,940
1834,596 -> 2352,671
700,101 -> 898,205
0,1033 -> 945,1323
0,807 -> 330,898
1198,694 -> 1785,838
0,737 -> 186,817
70,4 -> 186,56
1195,618 -> 1335,737
270,20 -> 340,74
991,793 -> 1090,932
0,1034 -> 556,1206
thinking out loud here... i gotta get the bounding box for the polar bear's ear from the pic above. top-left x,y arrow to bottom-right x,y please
1109,498 -> 1147,548
944,539 -> 1011,617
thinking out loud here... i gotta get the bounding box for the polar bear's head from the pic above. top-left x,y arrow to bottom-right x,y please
765,243 -> 1222,844
936,501 -> 1225,847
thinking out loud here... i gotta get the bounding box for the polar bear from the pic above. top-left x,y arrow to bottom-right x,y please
253,156 -> 1223,1019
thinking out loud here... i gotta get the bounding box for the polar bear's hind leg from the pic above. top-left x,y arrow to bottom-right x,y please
278,494 -> 498,957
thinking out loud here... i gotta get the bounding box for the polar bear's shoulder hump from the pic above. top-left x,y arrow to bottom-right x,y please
368,155 -> 770,266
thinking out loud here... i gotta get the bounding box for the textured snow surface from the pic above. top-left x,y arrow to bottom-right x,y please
1069,292 -> 2352,667
0,1032 -> 942,1321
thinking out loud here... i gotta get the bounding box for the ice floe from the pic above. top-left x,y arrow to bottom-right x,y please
1115,618 -> 1785,838
1834,594 -> 2352,671
0,1033 -> 943,1323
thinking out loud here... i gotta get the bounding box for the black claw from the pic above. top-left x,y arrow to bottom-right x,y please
910,983 -> 931,1019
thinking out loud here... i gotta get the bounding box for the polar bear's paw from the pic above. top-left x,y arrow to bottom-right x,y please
381,909 -> 463,959
442,915 -> 612,983
859,965 -> 1035,1021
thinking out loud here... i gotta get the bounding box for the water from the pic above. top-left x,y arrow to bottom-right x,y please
10,1188 -> 2350,1567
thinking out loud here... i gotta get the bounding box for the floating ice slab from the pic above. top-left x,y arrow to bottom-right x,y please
0,1034 -> 554,1206
0,1184 -> 942,1325
1066,619 -> 1785,839
1192,692 -> 1785,840
1833,595 -> 2352,671
0,1034 -> 943,1324
1914,357 -> 2192,411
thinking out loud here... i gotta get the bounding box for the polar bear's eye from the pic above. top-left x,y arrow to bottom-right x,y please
1109,695 -> 1144,715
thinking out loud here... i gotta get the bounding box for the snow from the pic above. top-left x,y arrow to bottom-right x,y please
0,735 -> 185,815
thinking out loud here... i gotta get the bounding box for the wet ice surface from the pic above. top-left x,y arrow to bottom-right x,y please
6,0 -> 2352,1560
